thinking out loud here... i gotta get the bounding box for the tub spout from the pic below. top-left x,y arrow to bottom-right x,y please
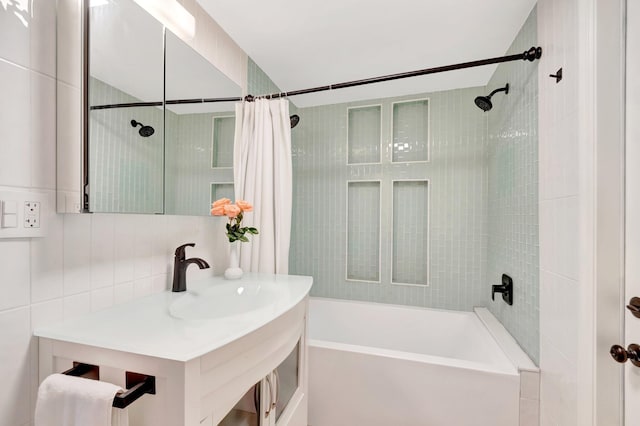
491,274 -> 513,305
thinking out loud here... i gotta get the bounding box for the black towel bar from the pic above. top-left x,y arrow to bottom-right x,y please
62,362 -> 156,409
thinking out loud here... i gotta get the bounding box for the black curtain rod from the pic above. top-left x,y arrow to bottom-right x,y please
89,46 -> 542,110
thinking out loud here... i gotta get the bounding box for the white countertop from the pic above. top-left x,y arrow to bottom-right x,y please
34,273 -> 313,362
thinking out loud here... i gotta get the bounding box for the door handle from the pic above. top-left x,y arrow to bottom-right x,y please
627,297 -> 640,318
610,343 -> 640,367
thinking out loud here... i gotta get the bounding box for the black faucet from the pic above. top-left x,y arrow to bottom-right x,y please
172,243 -> 210,292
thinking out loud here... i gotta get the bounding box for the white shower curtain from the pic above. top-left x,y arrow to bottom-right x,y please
233,98 -> 292,274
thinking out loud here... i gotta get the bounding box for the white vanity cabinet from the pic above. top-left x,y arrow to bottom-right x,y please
35,274 -> 312,426
217,338 -> 306,426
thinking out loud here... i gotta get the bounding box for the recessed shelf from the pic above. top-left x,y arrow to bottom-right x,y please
347,105 -> 381,164
392,99 -> 430,163
210,183 -> 234,204
212,116 -> 235,168
346,181 -> 381,282
392,180 -> 429,285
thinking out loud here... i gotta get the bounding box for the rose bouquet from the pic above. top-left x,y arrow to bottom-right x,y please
211,198 -> 259,243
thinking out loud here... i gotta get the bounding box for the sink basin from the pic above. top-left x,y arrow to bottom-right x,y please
169,280 -> 281,320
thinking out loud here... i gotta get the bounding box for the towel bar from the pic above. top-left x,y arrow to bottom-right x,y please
62,362 -> 156,409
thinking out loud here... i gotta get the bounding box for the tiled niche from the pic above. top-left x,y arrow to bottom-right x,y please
290,87 -> 488,309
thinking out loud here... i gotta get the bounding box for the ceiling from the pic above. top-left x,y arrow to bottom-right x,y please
196,0 -> 537,107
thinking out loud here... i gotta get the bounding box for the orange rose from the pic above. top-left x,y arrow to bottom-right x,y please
211,205 -> 225,216
236,200 -> 253,212
224,204 -> 241,218
212,198 -> 231,209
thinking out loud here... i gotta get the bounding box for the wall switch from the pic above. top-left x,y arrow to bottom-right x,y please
2,200 -> 17,215
0,191 -> 46,238
2,214 -> 17,228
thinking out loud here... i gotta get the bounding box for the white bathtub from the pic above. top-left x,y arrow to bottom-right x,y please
308,298 -> 537,426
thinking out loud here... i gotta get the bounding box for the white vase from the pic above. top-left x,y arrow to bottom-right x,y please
224,242 -> 243,280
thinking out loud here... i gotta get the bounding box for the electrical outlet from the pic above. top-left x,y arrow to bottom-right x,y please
24,216 -> 40,228
25,201 -> 40,215
24,201 -> 41,228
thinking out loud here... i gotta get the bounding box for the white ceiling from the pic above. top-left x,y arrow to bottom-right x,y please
196,0 -> 537,107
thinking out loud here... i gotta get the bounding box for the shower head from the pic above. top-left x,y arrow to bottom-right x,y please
474,83 -> 509,112
131,119 -> 155,137
290,114 -> 300,129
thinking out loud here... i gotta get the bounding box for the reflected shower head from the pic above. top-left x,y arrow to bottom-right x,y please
131,119 -> 155,137
474,83 -> 509,112
290,114 -> 300,129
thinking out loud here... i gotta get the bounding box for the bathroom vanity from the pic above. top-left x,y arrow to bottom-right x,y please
35,274 -> 312,426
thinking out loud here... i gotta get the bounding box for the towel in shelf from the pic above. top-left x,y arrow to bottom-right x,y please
35,373 -> 129,426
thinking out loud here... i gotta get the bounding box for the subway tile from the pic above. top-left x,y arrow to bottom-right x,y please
0,2 -> 30,67
0,60 -> 31,187
63,214 -> 91,295
90,214 -> 115,289
114,215 -> 136,284
0,240 -> 30,310
114,281 -> 134,305
540,271 -> 578,361
151,274 -> 168,293
133,216 -> 153,280
0,307 -> 31,426
133,277 -> 152,299
520,370 -> 540,400
540,338 -> 578,426
30,71 -> 56,189
29,0 -> 57,77
91,286 -> 114,312
30,193 -> 63,303
63,292 -> 91,320
520,397 -> 540,426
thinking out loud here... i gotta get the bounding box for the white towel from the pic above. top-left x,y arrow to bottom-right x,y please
35,373 -> 129,426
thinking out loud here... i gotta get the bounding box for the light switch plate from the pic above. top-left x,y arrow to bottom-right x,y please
0,190 -> 46,238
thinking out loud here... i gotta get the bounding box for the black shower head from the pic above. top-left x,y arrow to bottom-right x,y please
474,96 -> 493,112
131,119 -> 155,137
474,83 -> 509,112
290,114 -> 300,129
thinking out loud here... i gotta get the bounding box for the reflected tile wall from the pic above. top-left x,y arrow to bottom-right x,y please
290,87 -> 488,310
89,78 -> 164,213
486,6 -> 539,364
165,110 -> 235,216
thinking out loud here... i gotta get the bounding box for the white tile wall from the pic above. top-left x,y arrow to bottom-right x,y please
0,3 -> 236,425
538,0 -> 582,424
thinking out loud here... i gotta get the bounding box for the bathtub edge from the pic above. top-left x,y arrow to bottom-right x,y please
474,307 -> 539,373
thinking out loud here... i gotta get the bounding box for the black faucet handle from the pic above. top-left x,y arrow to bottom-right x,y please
175,243 -> 195,257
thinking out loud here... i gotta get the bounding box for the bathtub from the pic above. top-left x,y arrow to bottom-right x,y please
308,298 -> 538,426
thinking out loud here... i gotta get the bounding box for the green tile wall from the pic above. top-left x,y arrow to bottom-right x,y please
289,88 -> 488,309
88,77 -> 164,213
486,6 -> 539,364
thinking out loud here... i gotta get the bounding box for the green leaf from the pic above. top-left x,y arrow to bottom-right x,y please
239,235 -> 249,242
247,227 -> 259,234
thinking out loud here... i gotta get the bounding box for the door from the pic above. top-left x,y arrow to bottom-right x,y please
626,0 -> 640,421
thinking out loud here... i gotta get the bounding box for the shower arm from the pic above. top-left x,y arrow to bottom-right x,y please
487,85 -> 509,98
89,47 -> 542,110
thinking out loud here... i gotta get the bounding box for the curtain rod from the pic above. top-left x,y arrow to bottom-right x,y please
89,46 -> 542,110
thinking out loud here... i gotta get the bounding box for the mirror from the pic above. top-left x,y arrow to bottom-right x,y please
85,0 -> 242,215
164,31 -> 239,216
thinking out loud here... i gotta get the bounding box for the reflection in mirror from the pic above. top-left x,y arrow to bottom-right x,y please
164,30 -> 242,216
89,0 -> 164,213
